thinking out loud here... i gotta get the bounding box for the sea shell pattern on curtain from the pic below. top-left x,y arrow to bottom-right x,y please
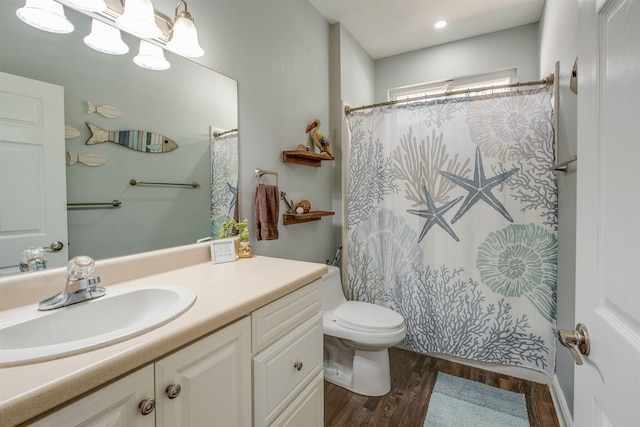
210,132 -> 239,236
345,88 -> 558,375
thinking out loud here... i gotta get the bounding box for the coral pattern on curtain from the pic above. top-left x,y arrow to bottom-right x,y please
210,131 -> 239,236
345,88 -> 557,375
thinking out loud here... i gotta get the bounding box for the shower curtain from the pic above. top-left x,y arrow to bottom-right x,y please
345,88 -> 557,375
210,131 -> 239,236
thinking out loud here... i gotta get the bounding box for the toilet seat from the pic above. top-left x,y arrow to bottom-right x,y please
334,301 -> 404,333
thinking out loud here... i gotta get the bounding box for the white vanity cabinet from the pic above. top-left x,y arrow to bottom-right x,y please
251,279 -> 323,427
32,317 -> 251,427
24,278 -> 324,427
31,365 -> 155,427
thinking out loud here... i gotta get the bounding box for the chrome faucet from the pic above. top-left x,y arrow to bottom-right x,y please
38,256 -> 106,311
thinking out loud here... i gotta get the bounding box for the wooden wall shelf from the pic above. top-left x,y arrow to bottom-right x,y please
282,150 -> 334,167
283,210 -> 335,225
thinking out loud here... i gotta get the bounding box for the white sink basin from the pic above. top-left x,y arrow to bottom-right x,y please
0,285 -> 196,367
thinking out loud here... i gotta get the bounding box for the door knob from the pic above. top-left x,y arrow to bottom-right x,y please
45,241 -> 64,252
558,323 -> 590,365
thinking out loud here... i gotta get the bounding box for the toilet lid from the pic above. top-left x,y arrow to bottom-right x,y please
334,301 -> 404,332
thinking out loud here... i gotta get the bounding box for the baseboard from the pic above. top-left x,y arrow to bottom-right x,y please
550,374 -> 573,427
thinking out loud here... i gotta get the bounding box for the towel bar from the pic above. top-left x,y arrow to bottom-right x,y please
129,179 -> 200,188
67,200 -> 121,208
255,168 -> 278,186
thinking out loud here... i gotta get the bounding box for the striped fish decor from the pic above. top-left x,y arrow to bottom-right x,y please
85,122 -> 179,153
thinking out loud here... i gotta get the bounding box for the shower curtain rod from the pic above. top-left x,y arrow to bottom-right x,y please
213,128 -> 238,138
344,73 -> 554,115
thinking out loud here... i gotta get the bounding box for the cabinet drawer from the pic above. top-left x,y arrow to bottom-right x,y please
253,312 -> 323,427
270,372 -> 324,427
252,279 -> 321,354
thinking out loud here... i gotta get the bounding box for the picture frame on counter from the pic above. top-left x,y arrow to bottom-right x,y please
210,237 -> 238,264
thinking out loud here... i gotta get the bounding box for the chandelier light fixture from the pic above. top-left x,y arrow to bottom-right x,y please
16,0 -> 74,34
166,0 -> 204,58
84,18 -> 129,55
116,0 -> 162,39
133,40 -> 170,70
15,0 -> 208,70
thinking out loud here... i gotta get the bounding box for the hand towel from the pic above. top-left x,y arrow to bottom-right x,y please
255,183 -> 279,240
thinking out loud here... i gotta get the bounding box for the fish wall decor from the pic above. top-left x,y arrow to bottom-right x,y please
85,122 -> 179,153
87,101 -> 121,118
68,152 -> 107,167
65,125 -> 80,139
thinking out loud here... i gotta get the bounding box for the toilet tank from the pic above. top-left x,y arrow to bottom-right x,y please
322,265 -> 347,311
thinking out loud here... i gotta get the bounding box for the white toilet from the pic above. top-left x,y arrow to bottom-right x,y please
322,265 -> 406,396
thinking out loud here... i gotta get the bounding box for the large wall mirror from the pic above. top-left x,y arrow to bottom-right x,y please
0,0 -> 238,274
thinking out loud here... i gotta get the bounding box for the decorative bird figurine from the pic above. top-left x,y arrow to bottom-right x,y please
305,118 -> 332,156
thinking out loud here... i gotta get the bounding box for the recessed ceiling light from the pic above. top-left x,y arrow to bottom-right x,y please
434,20 -> 447,29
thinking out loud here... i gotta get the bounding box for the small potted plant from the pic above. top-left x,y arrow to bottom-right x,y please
219,218 -> 252,258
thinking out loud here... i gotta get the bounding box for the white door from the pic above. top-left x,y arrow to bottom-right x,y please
0,71 -> 68,275
574,0 -> 640,425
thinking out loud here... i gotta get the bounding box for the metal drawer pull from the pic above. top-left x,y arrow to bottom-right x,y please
294,361 -> 303,371
138,398 -> 155,415
166,384 -> 182,399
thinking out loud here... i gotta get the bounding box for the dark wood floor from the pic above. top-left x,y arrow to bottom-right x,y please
324,347 -> 560,427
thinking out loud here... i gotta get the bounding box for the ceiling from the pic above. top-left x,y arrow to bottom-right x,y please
308,0 -> 546,60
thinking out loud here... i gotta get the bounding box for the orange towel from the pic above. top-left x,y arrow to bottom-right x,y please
254,184 -> 279,240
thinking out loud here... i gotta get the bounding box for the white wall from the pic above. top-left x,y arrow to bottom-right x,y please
338,26 -> 376,108
374,24 -> 540,103
179,0 -> 334,263
539,0 -> 579,417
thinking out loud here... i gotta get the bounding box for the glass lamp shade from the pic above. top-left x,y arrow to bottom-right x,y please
116,0 -> 162,39
166,13 -> 204,58
84,19 -> 129,55
133,40 -> 170,70
16,0 -> 74,34
62,0 -> 107,12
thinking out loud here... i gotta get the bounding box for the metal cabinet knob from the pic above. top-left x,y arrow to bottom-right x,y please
138,398 -> 155,415
558,323 -> 590,365
166,383 -> 182,399
294,361 -> 303,371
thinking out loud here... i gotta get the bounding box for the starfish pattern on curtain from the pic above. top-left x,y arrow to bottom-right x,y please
345,89 -> 558,375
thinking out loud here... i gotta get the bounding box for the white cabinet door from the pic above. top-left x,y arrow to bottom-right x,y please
0,71 -> 68,274
154,317 -> 252,427
574,0 -> 640,425
31,366 -> 155,427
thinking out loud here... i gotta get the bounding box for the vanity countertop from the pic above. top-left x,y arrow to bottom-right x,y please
0,247 -> 327,426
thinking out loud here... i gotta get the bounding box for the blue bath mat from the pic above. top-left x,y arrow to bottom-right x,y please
423,372 -> 529,427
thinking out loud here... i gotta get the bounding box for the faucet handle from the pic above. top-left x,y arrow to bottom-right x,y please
87,276 -> 101,287
67,256 -> 95,280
